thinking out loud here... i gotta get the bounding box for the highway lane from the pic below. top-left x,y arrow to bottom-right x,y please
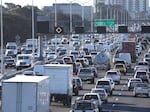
50,69 -> 150,112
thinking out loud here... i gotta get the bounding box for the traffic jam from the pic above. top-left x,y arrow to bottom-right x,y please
1,32 -> 150,112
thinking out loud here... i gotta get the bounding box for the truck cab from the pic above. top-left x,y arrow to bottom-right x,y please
71,100 -> 99,112
15,54 -> 32,70
83,93 -> 102,112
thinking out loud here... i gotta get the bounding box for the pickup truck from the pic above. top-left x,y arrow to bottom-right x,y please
71,100 -> 99,112
78,67 -> 95,84
82,93 -> 102,112
95,78 -> 114,95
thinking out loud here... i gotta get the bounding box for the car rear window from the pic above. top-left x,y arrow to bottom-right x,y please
137,72 -> 146,76
84,95 -> 98,100
97,81 -> 109,85
107,72 -> 117,75
76,102 -> 92,109
80,69 -> 91,73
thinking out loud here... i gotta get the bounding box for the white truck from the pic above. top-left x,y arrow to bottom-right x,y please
26,38 -> 38,51
2,75 -> 50,112
5,42 -> 18,58
15,54 -> 32,70
43,64 -> 73,106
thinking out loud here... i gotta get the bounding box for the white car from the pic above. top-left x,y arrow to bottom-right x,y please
15,54 -> 32,70
134,70 -> 149,83
105,69 -> 121,84
95,78 -> 114,95
46,52 -> 57,60
127,78 -> 143,91
71,100 -> 99,112
91,88 -> 108,103
133,83 -> 149,97
83,93 -> 102,111
72,76 -> 83,90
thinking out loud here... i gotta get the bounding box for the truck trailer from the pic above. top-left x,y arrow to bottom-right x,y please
43,64 -> 73,106
2,75 -> 50,112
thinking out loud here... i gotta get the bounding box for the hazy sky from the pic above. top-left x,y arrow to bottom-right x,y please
3,0 -> 93,8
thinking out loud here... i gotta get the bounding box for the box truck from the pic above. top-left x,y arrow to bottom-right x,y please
122,41 -> 136,62
43,64 -> 73,106
2,75 -> 50,112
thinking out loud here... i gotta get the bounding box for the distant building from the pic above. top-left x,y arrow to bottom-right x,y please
94,0 -> 149,19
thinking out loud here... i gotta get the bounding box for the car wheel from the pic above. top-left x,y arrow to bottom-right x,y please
98,107 -> 102,112
128,88 -> 130,91
146,94 -> 149,98
134,94 -> 137,97
91,78 -> 94,84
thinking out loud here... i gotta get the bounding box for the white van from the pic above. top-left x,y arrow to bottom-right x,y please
5,42 -> 18,57
15,54 -> 32,70
119,53 -> 132,68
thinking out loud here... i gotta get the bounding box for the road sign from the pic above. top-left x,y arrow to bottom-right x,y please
75,27 -> 84,34
94,19 -> 115,27
55,26 -> 63,34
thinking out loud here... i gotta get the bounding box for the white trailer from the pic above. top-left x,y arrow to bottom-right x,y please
43,64 -> 73,106
2,75 -> 50,112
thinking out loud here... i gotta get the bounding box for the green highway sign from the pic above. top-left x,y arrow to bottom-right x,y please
94,19 -> 115,27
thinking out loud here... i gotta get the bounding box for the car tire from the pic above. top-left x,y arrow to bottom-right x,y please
146,94 -> 149,98
128,88 -> 130,91
91,78 -> 94,84
98,106 -> 102,112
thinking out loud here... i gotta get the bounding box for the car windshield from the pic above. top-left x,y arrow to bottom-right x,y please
80,69 -> 91,73
138,62 -> 148,66
115,65 -> 123,68
84,95 -> 98,100
136,83 -> 148,87
18,56 -> 29,60
107,72 -> 117,76
97,81 -> 109,85
137,72 -> 146,76
5,60 -> 14,63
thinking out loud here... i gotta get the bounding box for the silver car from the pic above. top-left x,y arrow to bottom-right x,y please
91,88 -> 108,103
133,83 -> 149,97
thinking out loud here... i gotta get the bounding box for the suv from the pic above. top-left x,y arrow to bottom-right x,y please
15,54 -> 32,70
105,69 -> 121,84
95,78 -> 113,95
134,70 -> 149,83
91,88 -> 108,103
71,100 -> 99,112
4,58 -> 15,68
127,78 -> 142,91
83,93 -> 102,112
133,83 -> 149,97
114,63 -> 127,75
78,67 -> 95,84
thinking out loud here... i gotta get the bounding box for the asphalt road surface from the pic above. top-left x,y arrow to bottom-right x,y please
50,69 -> 150,112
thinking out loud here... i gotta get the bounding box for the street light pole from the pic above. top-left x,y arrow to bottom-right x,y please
81,4 -> 84,27
70,2 -> 72,34
0,0 -> 4,74
54,0 -> 57,54
32,0 -> 35,62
